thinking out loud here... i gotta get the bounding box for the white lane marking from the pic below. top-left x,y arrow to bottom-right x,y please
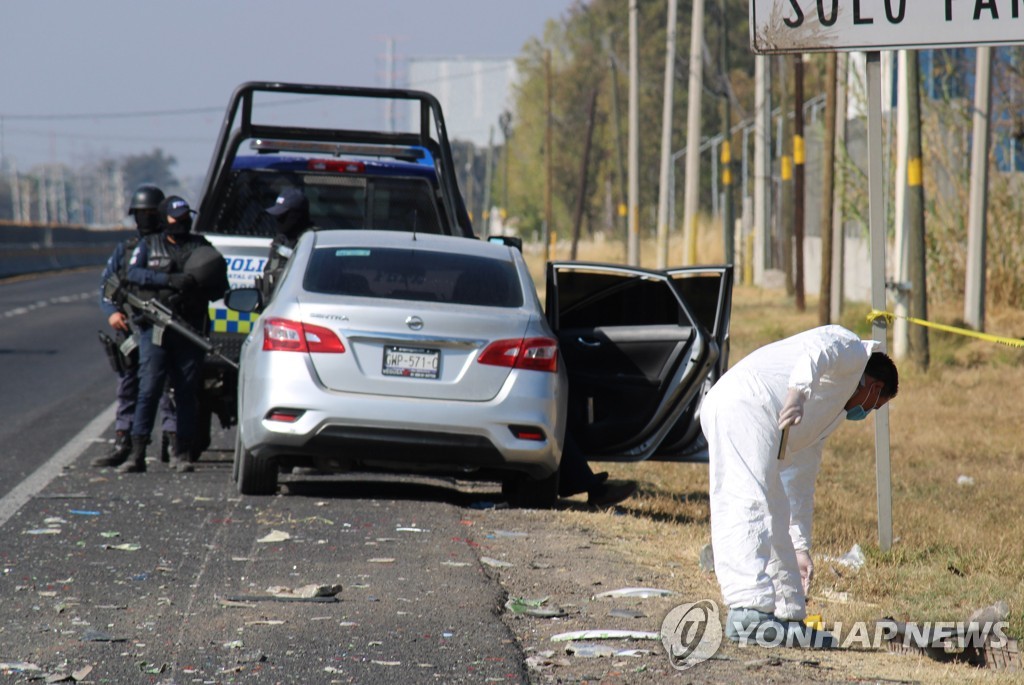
2,291 -> 93,319
0,401 -> 116,528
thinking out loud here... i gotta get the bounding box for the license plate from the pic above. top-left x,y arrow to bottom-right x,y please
382,346 -> 440,379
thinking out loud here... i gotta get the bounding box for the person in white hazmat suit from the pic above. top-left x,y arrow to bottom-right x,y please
700,325 -> 898,649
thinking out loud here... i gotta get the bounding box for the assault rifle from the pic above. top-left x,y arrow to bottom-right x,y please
103,274 -> 238,370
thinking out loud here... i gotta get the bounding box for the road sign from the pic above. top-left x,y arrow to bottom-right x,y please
751,1 -> 1024,54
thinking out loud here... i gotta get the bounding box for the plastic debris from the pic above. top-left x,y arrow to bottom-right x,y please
505,596 -> 568,618
102,543 -> 141,552
825,544 -> 866,570
80,629 -> 124,642
68,510 -> 101,516
551,629 -> 661,642
565,642 -> 620,658
957,475 -> 976,487
265,583 -> 342,599
0,662 -> 42,673
699,543 -> 715,572
441,561 -> 470,567
592,587 -> 675,599
395,527 -> 427,533
256,530 -> 291,543
968,600 -> 1010,626
371,660 -> 401,666
480,557 -> 513,568
24,529 -> 61,535
368,558 -> 395,563
608,608 -> 647,619
224,583 -> 341,603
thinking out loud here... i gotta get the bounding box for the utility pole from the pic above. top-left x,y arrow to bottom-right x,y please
571,90 -> 599,260
965,46 -> 992,332
719,0 -> 734,266
681,0 -> 705,265
793,56 -> 806,311
655,0 -> 679,269
604,32 -> 628,249
818,53 -> 837,325
482,126 -> 495,232
754,55 -> 770,286
779,56 -> 793,292
627,0 -> 640,266
385,38 -> 396,133
830,54 -> 848,318
544,49 -> 553,261
499,110 -> 512,229
905,51 -> 929,370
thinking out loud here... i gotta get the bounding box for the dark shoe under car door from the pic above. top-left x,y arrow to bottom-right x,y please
546,262 -> 729,463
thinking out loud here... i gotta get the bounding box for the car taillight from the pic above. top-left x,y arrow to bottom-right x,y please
307,159 -> 366,174
477,337 -> 558,373
262,318 -> 345,353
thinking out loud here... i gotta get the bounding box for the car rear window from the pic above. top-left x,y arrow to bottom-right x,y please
204,168 -> 443,236
303,247 -> 524,308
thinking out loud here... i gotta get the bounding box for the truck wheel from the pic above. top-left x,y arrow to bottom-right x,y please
235,432 -> 277,495
502,469 -> 559,509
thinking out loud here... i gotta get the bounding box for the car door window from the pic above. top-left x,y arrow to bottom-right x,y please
551,268 -> 698,454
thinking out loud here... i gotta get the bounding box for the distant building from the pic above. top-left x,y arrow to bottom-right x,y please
406,58 -> 518,147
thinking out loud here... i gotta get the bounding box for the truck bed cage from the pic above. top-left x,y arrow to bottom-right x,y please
195,82 -> 472,237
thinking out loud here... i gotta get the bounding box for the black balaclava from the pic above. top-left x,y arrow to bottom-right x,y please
276,209 -> 309,241
166,215 -> 192,236
134,210 -> 161,236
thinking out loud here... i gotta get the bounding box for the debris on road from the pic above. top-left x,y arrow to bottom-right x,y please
481,556 -> 513,568
223,583 -> 342,603
256,530 -> 291,543
591,587 -> 675,599
102,542 -> 141,551
80,629 -> 124,642
608,608 -> 647,619
505,596 -> 568,618
551,629 -> 661,642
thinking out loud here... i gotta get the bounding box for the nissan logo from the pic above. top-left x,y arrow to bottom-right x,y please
406,315 -> 424,331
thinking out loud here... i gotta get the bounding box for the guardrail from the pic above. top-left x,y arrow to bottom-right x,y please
0,221 -> 134,280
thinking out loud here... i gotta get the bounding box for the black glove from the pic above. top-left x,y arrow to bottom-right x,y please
167,273 -> 196,291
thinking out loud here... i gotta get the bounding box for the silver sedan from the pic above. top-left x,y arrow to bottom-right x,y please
227,230 -> 568,506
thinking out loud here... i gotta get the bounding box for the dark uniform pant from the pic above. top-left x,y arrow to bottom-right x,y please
131,327 -> 204,454
115,353 -> 176,434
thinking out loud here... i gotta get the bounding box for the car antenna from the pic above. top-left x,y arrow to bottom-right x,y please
411,210 -> 418,241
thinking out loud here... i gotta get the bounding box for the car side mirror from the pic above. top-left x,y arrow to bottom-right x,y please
488,235 -> 523,252
224,287 -> 263,313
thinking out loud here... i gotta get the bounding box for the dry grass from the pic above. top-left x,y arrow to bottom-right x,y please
524,225 -> 1024,679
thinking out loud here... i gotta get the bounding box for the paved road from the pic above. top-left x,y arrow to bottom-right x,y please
0,270 -> 527,684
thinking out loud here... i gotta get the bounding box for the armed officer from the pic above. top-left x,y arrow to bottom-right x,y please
259,187 -> 315,301
94,184 -> 178,469
119,196 -> 228,473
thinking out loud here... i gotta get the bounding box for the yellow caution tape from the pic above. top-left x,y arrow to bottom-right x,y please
867,310 -> 1024,348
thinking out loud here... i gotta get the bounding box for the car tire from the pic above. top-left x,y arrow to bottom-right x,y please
235,431 -> 277,495
503,469 -> 559,509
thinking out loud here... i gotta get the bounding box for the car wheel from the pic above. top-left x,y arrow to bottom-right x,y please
503,469 -> 559,509
235,432 -> 277,495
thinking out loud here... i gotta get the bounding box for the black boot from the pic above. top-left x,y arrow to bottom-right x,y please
169,433 -> 194,473
91,431 -> 132,468
116,436 -> 148,474
160,431 -> 174,463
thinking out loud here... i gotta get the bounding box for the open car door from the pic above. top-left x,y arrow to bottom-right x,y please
546,263 -> 733,464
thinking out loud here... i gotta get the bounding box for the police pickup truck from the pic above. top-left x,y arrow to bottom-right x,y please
191,82 -> 475,446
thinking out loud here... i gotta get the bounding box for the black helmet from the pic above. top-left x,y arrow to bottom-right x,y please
128,184 -> 165,215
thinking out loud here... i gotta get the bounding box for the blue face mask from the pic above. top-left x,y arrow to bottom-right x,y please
846,405 -> 870,421
846,378 -> 882,421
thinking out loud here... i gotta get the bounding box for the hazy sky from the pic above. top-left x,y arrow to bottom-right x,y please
0,1 -> 577,184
